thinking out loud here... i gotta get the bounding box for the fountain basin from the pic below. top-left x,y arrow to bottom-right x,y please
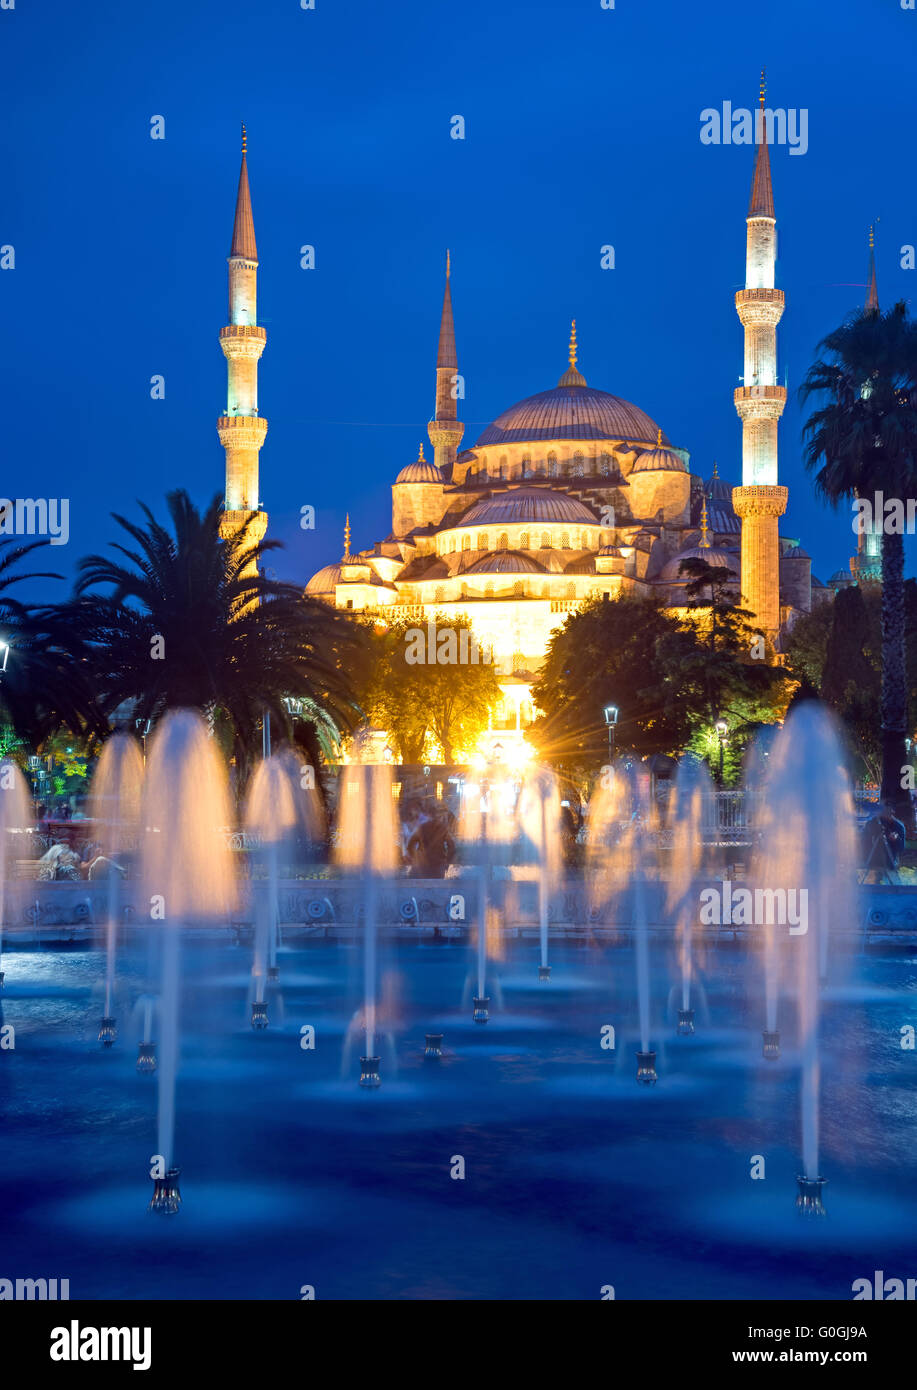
98,1016 -> 117,1048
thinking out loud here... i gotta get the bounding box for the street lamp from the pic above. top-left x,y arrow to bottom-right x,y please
0,639 -> 9,679
603,704 -> 619,763
715,716 -> 728,784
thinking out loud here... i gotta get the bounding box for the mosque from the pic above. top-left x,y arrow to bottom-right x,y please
216,104 -> 854,762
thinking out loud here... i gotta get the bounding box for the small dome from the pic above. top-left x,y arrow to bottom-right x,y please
829,568 -> 852,584
661,545 -> 735,583
598,544 -> 622,557
783,544 -> 810,560
705,465 -> 733,503
459,487 -> 597,527
631,432 -> 686,474
464,551 -> 545,575
305,562 -> 342,596
396,444 -> 443,485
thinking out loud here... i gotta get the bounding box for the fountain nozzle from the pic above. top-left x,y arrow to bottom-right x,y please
136,1041 -> 157,1074
98,1016 -> 117,1048
424,1033 -> 443,1058
359,1055 -> 381,1088
538,965 -> 551,983
762,1030 -> 780,1060
795,1175 -> 827,1217
636,1050 -> 657,1085
472,996 -> 490,1024
149,1167 -> 182,1215
676,1009 -> 695,1036
251,1000 -> 268,1030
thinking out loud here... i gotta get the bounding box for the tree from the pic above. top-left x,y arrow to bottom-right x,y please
656,558 -> 790,782
357,613 -> 501,763
529,593 -> 694,770
55,490 -> 369,779
800,301 -> 917,825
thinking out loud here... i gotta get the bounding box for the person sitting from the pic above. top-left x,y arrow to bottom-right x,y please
861,803 -> 907,883
36,843 -> 82,881
407,810 -> 456,878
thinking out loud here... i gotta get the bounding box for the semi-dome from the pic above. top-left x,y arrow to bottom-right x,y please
395,445 -> 443,484
661,545 -> 736,583
305,562 -> 342,596
474,386 -> 667,448
598,544 -> 623,557
631,434 -> 686,473
464,551 -> 545,575
459,487 -> 597,527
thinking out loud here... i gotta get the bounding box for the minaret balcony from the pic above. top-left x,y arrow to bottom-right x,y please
734,385 -> 786,421
217,415 -> 268,448
735,288 -> 785,327
220,325 -> 267,360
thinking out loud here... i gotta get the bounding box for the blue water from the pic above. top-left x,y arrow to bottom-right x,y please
0,938 -> 915,1300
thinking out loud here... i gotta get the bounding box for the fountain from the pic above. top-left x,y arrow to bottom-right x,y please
755,703 -> 858,1214
88,734 -> 143,1049
424,1033 -> 443,1058
518,766 -> 562,982
142,710 -> 237,1212
336,763 -> 400,1086
136,1041 -> 157,1074
0,759 -> 32,990
666,759 -> 710,1035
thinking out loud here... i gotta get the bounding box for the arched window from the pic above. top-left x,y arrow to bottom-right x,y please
566,582 -> 576,598
477,532 -> 488,550
581,530 -> 590,549
548,456 -> 558,477
541,531 -> 551,549
600,452 -> 612,477
561,532 -> 570,550
499,455 -> 508,478
521,455 -> 532,477
462,534 -> 471,551
573,451 -> 585,476
460,583 -> 469,598
434,586 -> 445,604
497,532 -> 508,550
519,531 -> 530,550
513,581 -> 524,596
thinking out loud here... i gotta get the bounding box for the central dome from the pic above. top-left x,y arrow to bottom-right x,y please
474,384 -> 667,448
459,488 -> 598,527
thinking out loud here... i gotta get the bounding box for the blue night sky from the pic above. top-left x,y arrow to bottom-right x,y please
3,0 -> 915,599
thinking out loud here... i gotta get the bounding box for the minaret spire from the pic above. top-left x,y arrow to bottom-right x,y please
343,513 -> 351,561
218,126 -> 268,581
866,223 -> 879,313
699,498 -> 711,549
427,252 -> 464,474
558,318 -> 587,387
731,72 -> 788,644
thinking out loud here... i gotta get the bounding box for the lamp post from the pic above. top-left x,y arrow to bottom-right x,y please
603,704 -> 619,764
715,716 -> 728,785
0,639 -> 9,678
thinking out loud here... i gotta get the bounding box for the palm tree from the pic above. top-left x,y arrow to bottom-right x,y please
0,538 -> 101,747
56,490 -> 369,779
800,301 -> 917,824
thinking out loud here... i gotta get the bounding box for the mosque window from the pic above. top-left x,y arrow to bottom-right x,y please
541,532 -> 551,549
513,581 -> 524,596
499,455 -> 508,477
581,530 -> 590,549
497,532 -> 508,550
573,451 -> 585,476
477,532 -> 488,550
434,586 -> 444,603
462,535 -> 471,551
522,455 -> 532,477
561,532 -> 570,550
548,456 -> 557,477
566,582 -> 576,598
600,452 -> 612,477
519,531 -> 530,550
460,583 -> 468,598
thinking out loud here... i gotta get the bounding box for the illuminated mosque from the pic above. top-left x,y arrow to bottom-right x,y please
216,107 -> 851,761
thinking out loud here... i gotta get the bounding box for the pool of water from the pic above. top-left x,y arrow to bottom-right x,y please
0,938 -> 914,1300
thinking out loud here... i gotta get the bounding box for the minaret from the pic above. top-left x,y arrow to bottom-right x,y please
427,251 -> 464,474
731,72 -> 788,641
218,125 -> 268,576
